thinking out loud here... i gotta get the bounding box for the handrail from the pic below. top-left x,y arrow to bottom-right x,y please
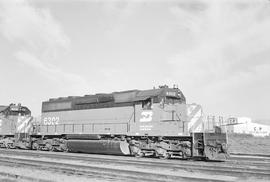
38,122 -> 129,133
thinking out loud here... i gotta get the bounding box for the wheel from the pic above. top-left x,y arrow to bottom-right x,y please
155,147 -> 170,159
159,152 -> 170,159
45,143 -> 53,151
60,143 -> 69,152
50,146 -> 55,152
130,145 -> 143,157
135,150 -> 144,158
204,146 -> 218,160
32,142 -> 39,150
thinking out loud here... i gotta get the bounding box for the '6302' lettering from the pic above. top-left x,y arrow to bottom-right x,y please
43,117 -> 60,125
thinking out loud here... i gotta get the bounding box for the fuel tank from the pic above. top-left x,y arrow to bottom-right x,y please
66,140 -> 131,155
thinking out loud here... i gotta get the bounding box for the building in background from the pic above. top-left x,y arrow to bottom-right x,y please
226,117 -> 270,137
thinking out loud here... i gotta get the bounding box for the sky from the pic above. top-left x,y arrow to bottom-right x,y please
0,0 -> 270,121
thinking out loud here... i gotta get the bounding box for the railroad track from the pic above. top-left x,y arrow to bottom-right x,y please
1,148 -> 270,166
230,154 -> 270,163
229,155 -> 270,169
0,154 -> 234,182
0,149 -> 269,182
1,149 -> 270,172
231,153 -> 270,158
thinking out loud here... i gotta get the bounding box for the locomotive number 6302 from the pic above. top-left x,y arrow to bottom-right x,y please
43,117 -> 60,125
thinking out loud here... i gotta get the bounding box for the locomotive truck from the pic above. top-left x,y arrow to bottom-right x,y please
0,85 -> 229,160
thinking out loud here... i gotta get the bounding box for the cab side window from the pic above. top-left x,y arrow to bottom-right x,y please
142,98 -> 152,110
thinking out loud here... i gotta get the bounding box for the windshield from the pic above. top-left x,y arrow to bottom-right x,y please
165,97 -> 181,104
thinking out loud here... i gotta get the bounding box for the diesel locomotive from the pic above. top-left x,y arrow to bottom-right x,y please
0,85 -> 229,160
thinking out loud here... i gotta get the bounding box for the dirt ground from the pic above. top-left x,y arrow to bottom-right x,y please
228,133 -> 270,155
0,165 -> 108,182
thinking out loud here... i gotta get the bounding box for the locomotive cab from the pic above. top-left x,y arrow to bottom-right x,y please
129,87 -> 188,137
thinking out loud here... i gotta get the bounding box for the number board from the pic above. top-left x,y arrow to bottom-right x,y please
166,91 -> 177,97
